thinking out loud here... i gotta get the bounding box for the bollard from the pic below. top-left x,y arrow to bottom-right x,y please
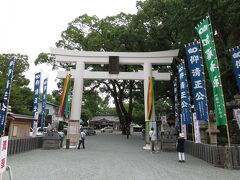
66,139 -> 70,149
6,166 -> 13,180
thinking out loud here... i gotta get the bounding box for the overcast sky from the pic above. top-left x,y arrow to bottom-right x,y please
0,0 -> 138,93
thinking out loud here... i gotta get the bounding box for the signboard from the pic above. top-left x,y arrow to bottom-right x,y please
109,56 -> 119,74
0,136 -> 8,173
67,120 -> 80,145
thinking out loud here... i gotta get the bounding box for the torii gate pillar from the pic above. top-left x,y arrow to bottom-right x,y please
70,61 -> 84,120
144,62 -> 156,141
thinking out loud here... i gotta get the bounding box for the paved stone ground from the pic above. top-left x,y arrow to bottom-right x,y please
3,132 -> 239,180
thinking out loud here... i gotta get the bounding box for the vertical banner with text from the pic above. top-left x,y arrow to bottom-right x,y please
41,78 -> 48,129
193,112 -> 201,143
195,17 -> 227,126
174,78 -> 179,130
32,72 -> 41,137
180,114 -> 187,139
0,136 -> 8,174
229,47 -> 240,93
233,109 -> 240,129
185,42 -> 208,121
0,57 -> 15,133
178,62 -> 192,125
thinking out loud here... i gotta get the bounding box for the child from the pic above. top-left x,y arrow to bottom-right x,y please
177,133 -> 185,162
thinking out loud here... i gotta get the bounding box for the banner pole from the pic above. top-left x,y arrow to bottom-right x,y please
208,16 -> 230,147
198,41 -> 212,144
182,59 -> 192,136
191,123 -> 195,142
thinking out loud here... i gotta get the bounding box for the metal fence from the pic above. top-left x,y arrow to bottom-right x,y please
7,137 -> 43,155
185,140 -> 240,169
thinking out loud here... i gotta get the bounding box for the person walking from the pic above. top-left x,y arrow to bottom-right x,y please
78,129 -> 86,149
177,133 -> 185,162
149,127 -> 156,153
126,127 -> 130,139
142,128 -> 145,140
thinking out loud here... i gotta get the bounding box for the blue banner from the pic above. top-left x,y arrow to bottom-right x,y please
0,57 -> 15,132
185,42 -> 208,121
229,47 -> 240,93
178,62 -> 192,125
32,72 -> 41,119
41,78 -> 48,128
173,78 -> 179,130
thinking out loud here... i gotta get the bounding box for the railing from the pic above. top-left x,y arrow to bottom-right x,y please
7,137 -> 43,155
185,140 -> 240,169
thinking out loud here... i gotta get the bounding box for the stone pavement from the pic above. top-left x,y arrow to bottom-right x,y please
3,132 -> 239,180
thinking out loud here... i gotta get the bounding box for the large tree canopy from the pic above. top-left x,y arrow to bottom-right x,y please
137,0 -> 240,102
35,0 -> 240,135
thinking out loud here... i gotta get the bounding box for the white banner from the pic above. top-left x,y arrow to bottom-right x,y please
32,121 -> 38,137
161,115 -> 167,124
180,113 -> 187,139
181,124 -> 187,140
0,136 -> 8,173
51,114 -> 56,123
233,109 -> 240,129
193,112 -> 201,143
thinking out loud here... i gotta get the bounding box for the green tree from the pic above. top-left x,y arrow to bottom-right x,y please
35,0 -> 240,136
137,0 -> 240,107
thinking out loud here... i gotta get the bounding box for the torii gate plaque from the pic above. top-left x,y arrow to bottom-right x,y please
50,47 -> 179,146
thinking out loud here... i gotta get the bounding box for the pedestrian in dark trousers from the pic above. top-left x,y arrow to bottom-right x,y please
78,129 -> 86,149
177,133 -> 185,162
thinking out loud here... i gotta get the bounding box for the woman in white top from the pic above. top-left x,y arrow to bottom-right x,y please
149,127 -> 156,152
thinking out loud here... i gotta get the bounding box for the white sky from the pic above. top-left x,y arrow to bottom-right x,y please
0,0 -> 138,93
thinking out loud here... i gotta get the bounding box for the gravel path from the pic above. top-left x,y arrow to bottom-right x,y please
3,132 -> 239,180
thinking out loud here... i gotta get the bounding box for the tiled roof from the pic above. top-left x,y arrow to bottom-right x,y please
7,113 -> 35,121
90,116 -> 119,122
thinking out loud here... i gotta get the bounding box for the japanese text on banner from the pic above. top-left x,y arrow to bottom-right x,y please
195,17 -> 227,126
178,63 -> 191,125
185,42 -> 208,121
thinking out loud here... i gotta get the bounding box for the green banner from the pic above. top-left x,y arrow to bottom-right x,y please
195,17 -> 227,126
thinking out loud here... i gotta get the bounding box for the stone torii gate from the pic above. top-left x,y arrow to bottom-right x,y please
50,47 -> 179,145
